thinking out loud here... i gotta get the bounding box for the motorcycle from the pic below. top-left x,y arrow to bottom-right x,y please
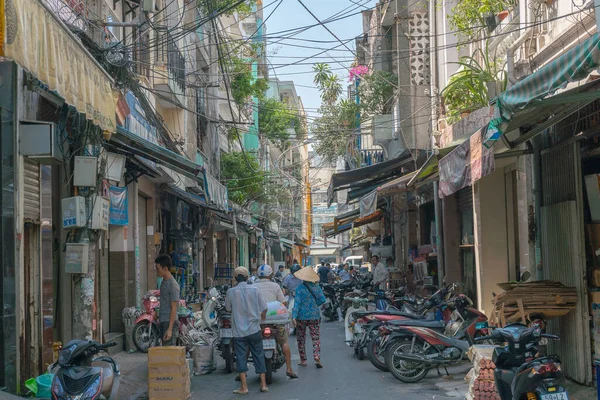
202,286 -> 236,373
51,340 -> 120,399
360,284 -> 457,371
383,294 -> 489,383
131,290 -> 188,352
475,323 -> 566,400
260,323 -> 286,385
320,283 -> 341,322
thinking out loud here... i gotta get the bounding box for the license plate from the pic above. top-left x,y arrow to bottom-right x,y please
475,321 -> 488,329
541,393 -> 568,400
262,339 -> 276,350
220,328 -> 232,338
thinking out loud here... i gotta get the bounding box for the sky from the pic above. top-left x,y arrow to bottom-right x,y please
264,0 -> 377,120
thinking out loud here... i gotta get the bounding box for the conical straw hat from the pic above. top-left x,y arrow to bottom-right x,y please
294,266 -> 320,283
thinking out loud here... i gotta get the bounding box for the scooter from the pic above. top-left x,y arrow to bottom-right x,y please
475,323 -> 567,400
51,340 -> 119,399
383,294 -> 489,383
260,323 -> 286,385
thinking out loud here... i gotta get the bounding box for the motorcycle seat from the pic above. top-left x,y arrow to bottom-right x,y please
388,319 -> 445,329
381,310 -> 426,319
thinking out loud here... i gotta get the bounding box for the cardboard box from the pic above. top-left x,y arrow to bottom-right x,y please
148,346 -> 186,366
148,360 -> 191,400
591,291 -> 600,305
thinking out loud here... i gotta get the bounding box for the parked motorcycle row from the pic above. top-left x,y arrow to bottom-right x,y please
344,283 -> 569,400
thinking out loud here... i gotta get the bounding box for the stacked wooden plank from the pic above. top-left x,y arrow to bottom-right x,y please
492,280 -> 577,325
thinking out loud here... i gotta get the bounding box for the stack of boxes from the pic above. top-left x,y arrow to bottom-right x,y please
148,346 -> 191,400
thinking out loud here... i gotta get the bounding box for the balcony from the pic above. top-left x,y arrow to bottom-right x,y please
154,28 -> 186,108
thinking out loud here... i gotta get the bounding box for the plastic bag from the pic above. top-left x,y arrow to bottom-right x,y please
263,301 -> 289,324
190,345 -> 216,375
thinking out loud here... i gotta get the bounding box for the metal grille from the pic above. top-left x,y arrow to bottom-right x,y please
62,374 -> 95,394
541,144 -> 576,206
23,159 -> 40,222
540,143 -> 591,384
540,202 -> 591,384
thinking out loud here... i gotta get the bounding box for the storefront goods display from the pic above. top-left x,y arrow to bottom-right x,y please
492,281 -> 577,325
465,345 -> 500,400
148,346 -> 191,400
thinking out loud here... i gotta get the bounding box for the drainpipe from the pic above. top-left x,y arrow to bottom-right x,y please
532,135 -> 544,281
429,0 -> 445,284
133,181 -> 141,309
506,28 -> 533,86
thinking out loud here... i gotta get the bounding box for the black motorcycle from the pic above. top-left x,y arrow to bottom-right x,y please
51,340 -> 120,399
475,323 -> 567,400
320,283 -> 341,322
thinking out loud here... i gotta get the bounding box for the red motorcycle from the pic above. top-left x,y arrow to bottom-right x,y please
132,290 -> 187,352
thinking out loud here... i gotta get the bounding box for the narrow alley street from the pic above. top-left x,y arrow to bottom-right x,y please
118,321 -> 470,400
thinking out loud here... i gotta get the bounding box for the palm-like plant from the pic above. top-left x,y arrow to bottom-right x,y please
442,46 -> 507,123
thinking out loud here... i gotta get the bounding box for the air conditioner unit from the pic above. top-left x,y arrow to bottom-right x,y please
19,121 -> 63,164
142,0 -> 155,13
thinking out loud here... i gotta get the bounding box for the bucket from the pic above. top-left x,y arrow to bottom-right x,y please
36,374 -> 54,398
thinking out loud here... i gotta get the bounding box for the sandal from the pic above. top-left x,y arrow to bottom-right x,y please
260,387 -> 269,393
233,389 -> 249,395
286,372 -> 298,379
315,360 -> 323,369
297,361 -> 307,366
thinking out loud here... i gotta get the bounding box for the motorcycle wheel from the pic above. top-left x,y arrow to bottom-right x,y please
223,343 -> 235,374
385,339 -> 429,383
265,357 -> 273,385
132,321 -> 159,353
367,336 -> 388,371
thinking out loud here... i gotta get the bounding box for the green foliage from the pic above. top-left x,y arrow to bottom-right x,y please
220,152 -> 267,206
228,56 -> 267,106
198,0 -> 256,17
312,100 -> 360,163
313,63 -> 342,105
442,47 -> 507,124
357,71 -> 398,116
447,0 -> 515,41
258,98 -> 303,147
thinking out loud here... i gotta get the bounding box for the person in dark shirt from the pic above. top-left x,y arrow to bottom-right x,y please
317,262 -> 330,284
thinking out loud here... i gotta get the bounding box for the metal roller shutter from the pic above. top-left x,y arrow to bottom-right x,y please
540,142 -> 591,384
23,159 -> 40,222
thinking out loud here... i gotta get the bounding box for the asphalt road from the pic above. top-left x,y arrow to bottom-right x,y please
190,320 -> 470,400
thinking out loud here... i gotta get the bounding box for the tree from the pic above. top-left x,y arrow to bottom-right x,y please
258,98 -> 303,147
220,152 -> 267,206
357,70 -> 398,116
198,0 -> 256,17
448,0 -> 515,42
228,55 -> 268,106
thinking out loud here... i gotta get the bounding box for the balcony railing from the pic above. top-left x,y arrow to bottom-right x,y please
155,27 -> 186,101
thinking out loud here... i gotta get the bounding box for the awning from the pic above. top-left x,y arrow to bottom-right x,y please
407,138 -> 468,188
204,171 -> 228,211
4,0 -> 115,131
113,127 -> 204,184
376,171 -> 418,196
353,209 -> 384,227
165,184 -> 207,208
324,209 -> 384,237
485,33 -> 600,147
328,152 -> 413,205
280,238 -> 294,249
309,247 -> 339,256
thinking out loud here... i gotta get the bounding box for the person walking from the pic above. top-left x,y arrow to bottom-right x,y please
317,261 -> 329,284
254,264 -> 298,379
292,267 -> 326,369
154,254 -> 180,346
225,267 -> 269,394
274,265 -> 285,281
371,255 -> 388,290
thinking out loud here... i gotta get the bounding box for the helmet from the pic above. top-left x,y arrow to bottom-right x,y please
290,264 -> 301,275
257,264 -> 273,277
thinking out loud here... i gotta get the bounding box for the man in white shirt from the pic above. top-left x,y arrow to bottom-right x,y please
371,255 -> 389,290
254,264 -> 298,379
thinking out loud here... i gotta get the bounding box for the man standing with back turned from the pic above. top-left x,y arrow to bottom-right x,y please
155,254 -> 180,346
226,267 -> 269,394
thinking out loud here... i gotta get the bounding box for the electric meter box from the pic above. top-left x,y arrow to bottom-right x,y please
90,196 -> 109,231
74,156 -> 98,187
65,243 -> 89,274
62,196 -> 87,228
